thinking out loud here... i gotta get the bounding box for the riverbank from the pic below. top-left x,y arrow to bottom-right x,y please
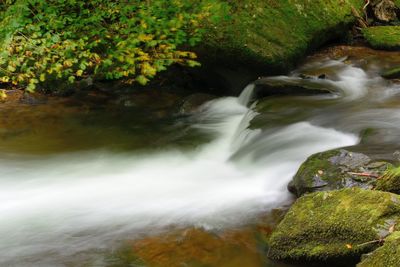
0,0 -> 368,97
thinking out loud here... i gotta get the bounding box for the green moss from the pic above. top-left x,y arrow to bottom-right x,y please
381,66 -> 400,79
362,26 -> 400,50
201,0 -> 364,73
376,166 -> 400,194
357,232 -> 400,267
292,149 -> 341,194
268,188 -> 400,263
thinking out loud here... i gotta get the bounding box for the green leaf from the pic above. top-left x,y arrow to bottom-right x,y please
136,75 -> 148,85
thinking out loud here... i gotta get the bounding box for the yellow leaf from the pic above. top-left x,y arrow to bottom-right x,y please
63,60 -> 73,68
39,73 -> 46,82
345,244 -> 352,249
0,76 -> 10,83
138,54 -> 151,62
138,34 -> 154,42
76,70 -> 83,77
140,21 -> 148,29
141,63 -> 156,77
0,90 -> 7,100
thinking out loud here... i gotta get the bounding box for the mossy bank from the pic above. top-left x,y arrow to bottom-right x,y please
362,26 -> 400,50
195,0 -> 364,94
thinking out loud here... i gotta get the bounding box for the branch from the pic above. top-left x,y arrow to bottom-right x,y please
363,0 -> 370,21
347,172 -> 379,178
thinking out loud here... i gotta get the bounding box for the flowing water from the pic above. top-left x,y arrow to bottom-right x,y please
0,47 -> 400,266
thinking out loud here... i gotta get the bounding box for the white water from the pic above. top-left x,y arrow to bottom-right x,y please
0,61 -> 368,265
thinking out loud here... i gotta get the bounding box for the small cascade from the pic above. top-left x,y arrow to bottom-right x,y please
238,83 -> 255,106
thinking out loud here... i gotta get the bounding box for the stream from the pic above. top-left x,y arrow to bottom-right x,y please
1,46 -> 400,266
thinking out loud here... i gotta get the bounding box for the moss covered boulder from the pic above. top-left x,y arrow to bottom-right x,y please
289,148 -> 391,197
382,66 -> 400,79
268,188 -> 400,264
196,0 -> 364,94
363,26 -> 400,50
357,231 -> 400,267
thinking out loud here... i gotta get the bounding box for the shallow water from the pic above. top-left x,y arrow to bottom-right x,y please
1,47 -> 400,266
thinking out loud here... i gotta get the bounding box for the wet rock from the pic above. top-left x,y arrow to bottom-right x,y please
357,231 -> 400,267
382,66 -> 400,79
178,93 -> 217,115
268,188 -> 400,264
289,148 -> 392,197
252,76 -> 336,100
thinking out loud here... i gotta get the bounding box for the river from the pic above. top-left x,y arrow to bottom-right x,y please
0,46 -> 399,266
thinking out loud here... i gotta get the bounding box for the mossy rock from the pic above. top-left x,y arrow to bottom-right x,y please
362,26 -> 400,50
196,0 -> 364,94
381,66 -> 400,79
376,170 -> 400,194
268,188 -> 400,264
289,148 -> 391,197
357,232 -> 400,267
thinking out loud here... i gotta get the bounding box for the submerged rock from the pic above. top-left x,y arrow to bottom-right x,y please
268,188 -> 400,264
107,228 -> 265,267
381,66 -> 400,79
357,231 -> 400,267
363,26 -> 400,50
289,148 -> 391,197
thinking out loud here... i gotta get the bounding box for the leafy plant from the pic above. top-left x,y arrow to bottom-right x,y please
0,0 -> 227,92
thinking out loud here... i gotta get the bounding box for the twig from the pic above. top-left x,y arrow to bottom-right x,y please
363,0 -> 371,12
347,172 -> 379,178
356,238 -> 383,247
363,0 -> 370,22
